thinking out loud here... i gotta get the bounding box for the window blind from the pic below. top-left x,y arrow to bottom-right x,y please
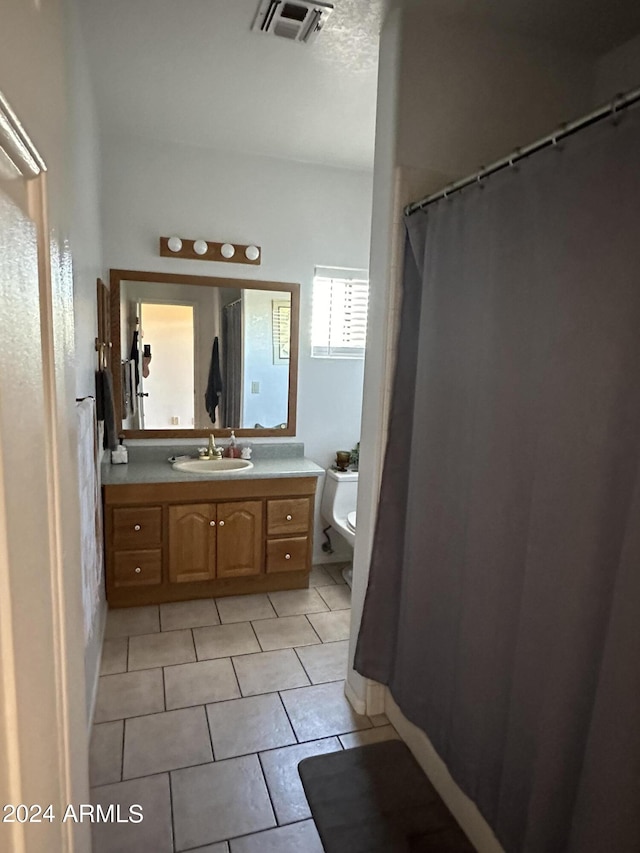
312,269 -> 369,359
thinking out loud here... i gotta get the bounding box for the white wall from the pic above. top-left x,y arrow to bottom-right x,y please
67,0 -> 104,400
100,135 -> 373,557
397,12 -> 596,190
593,32 -> 640,104
65,0 -> 107,721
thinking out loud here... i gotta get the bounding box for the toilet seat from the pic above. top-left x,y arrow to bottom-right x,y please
346,511 -> 357,532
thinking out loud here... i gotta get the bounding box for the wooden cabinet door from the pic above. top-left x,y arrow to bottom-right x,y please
216,501 -> 263,578
169,504 -> 216,583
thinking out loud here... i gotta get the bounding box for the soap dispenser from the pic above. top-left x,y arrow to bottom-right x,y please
111,436 -> 128,464
226,430 -> 240,459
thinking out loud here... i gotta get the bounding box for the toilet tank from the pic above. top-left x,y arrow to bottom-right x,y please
321,468 -> 359,525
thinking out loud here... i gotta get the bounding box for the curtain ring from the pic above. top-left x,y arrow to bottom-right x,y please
611,93 -> 624,125
552,124 -> 567,151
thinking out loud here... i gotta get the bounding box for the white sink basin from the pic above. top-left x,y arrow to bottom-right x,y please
172,458 -> 253,474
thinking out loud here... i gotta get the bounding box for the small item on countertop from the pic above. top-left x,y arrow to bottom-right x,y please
241,445 -> 252,460
349,441 -> 360,471
167,455 -> 192,464
225,430 -> 241,458
335,450 -> 350,472
111,436 -> 129,464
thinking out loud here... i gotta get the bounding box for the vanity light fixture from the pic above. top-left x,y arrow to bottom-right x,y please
159,237 -> 261,265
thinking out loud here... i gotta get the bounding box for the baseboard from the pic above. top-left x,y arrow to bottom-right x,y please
385,691 -> 504,853
86,598 -> 107,733
344,678 -> 367,715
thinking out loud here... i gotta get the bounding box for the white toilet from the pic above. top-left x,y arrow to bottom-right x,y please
320,468 -> 358,586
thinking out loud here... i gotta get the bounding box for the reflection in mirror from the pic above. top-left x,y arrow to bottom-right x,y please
112,271 -> 298,436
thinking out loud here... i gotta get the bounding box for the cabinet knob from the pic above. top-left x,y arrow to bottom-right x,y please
286,514 -> 292,521
135,567 -> 141,573
210,520 -> 216,527
219,520 -> 225,527
134,524 -> 141,531
285,553 -> 291,560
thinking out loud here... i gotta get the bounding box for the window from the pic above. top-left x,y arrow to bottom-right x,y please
311,267 -> 369,359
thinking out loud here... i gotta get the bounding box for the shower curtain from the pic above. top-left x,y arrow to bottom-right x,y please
222,300 -> 242,428
355,105 -> 640,853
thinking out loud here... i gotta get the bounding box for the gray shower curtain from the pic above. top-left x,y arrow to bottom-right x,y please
222,300 -> 242,428
355,105 -> 640,853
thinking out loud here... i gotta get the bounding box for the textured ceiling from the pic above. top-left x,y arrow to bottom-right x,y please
79,0 -> 384,170
79,0 -> 640,171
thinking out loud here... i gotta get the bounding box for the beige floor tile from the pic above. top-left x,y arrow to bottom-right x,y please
216,594 -> 276,624
259,738 -> 341,825
316,583 -> 352,611
100,638 -> 128,675
123,706 -> 212,779
339,725 -> 400,749
296,640 -> 349,684
165,658 -> 240,710
307,609 -> 351,642
308,565 -> 336,587
90,721 -> 123,786
267,588 -> 329,617
171,756 -> 275,850
194,622 -> 260,660
206,693 -> 295,759
94,669 -> 164,723
160,599 -> 219,631
128,629 -> 195,671
230,820 -> 323,853
325,563 -> 349,584
370,712 -> 390,727
105,605 -> 159,639
280,681 -> 372,741
233,649 -> 309,696
252,615 -> 321,651
91,773 -> 172,853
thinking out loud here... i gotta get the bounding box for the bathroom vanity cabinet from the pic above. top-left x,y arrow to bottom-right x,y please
103,476 -> 316,607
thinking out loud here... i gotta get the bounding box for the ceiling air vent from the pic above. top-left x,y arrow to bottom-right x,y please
252,0 -> 334,44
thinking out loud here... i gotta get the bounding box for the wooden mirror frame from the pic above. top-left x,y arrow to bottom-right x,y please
110,268 -> 300,439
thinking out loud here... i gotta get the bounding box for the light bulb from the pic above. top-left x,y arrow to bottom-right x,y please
167,236 -> 182,253
221,243 -> 235,259
245,245 -> 260,261
193,239 -> 208,255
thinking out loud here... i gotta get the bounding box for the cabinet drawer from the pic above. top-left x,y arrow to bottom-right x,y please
113,550 -> 162,587
266,536 -> 308,573
267,498 -> 310,536
113,507 -> 162,549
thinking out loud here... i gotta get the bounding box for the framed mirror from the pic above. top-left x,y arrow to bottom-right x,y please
110,269 -> 299,438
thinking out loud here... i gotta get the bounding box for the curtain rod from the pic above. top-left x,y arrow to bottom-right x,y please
405,86 -> 640,217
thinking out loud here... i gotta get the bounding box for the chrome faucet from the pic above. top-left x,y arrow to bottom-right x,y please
208,434 -> 223,460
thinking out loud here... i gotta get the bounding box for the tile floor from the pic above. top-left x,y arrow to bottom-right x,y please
90,564 -> 399,852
